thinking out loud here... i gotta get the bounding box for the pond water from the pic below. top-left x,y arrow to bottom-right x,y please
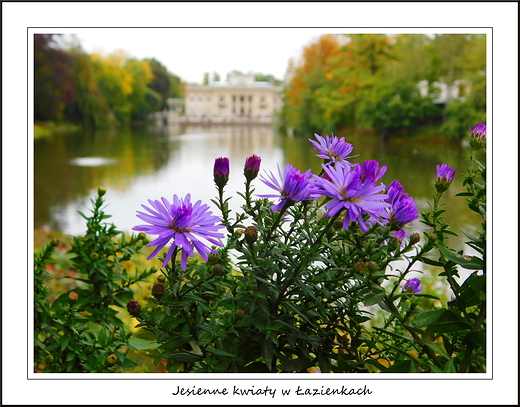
34,123 -> 483,257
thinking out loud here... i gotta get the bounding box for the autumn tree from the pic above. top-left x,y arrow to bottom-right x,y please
282,34 -> 343,134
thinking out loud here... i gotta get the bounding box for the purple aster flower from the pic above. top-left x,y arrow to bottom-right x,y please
358,160 -> 387,183
312,162 -> 390,232
469,123 -> 486,149
244,154 -> 262,181
435,164 -> 456,193
213,157 -> 230,189
391,229 -> 408,243
133,194 -> 225,270
259,163 -> 314,212
401,278 -> 423,294
309,133 -> 356,163
469,123 -> 486,138
385,180 -> 419,235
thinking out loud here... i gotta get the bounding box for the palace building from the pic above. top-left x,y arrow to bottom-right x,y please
170,72 -> 283,124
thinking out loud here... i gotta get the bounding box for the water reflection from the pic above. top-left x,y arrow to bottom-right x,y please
34,124 -> 483,257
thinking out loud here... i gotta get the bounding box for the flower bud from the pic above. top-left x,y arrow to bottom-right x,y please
207,252 -> 219,265
244,154 -> 261,181
213,157 -> 230,189
212,263 -> 225,276
435,164 -> 456,194
367,261 -> 378,272
68,291 -> 78,305
235,309 -> 245,320
126,299 -> 141,317
138,232 -> 146,240
152,282 -> 166,299
90,252 -> 99,261
410,233 -> 421,245
157,274 -> 166,283
244,226 -> 258,245
98,187 -> 106,197
401,278 -> 423,294
45,354 -> 53,364
388,237 -> 399,250
354,261 -> 367,273
469,123 -> 486,150
107,353 -> 118,366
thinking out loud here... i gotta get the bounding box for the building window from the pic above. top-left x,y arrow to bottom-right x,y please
240,96 -> 244,102
248,95 -> 252,102
219,95 -> 224,102
260,96 -> 265,103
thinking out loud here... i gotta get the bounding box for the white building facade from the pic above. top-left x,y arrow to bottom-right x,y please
181,72 -> 283,123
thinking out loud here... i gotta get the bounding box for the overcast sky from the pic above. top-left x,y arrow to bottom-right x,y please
67,28 -> 337,84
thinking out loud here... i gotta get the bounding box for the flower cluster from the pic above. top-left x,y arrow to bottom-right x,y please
132,132 -> 453,278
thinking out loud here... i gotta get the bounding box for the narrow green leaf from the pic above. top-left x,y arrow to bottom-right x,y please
425,341 -> 450,359
205,346 -> 236,358
364,292 -> 386,307
163,352 -> 204,363
436,242 -> 484,270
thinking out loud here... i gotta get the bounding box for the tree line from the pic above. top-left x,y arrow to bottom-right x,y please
34,34 -> 183,127
280,34 -> 486,139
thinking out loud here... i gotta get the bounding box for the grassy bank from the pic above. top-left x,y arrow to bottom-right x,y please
34,121 -> 81,139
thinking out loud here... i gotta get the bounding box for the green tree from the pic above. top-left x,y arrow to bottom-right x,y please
66,48 -> 113,127
438,34 -> 486,139
146,58 -> 171,110
34,34 -> 77,122
125,58 -> 154,121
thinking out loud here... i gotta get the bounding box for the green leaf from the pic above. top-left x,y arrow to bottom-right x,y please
119,357 -> 138,368
260,338 -> 274,369
425,341 -> 450,359
443,358 -> 457,373
60,336 -> 70,353
278,356 -> 313,372
436,242 -> 484,270
363,291 -> 386,307
205,346 -> 236,358
418,257 -> 444,267
386,359 -> 412,373
318,352 -> 331,373
364,358 -> 389,372
413,309 -> 471,333
163,352 -> 204,363
459,227 -> 481,242
394,293 -> 440,301
128,337 -> 160,350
